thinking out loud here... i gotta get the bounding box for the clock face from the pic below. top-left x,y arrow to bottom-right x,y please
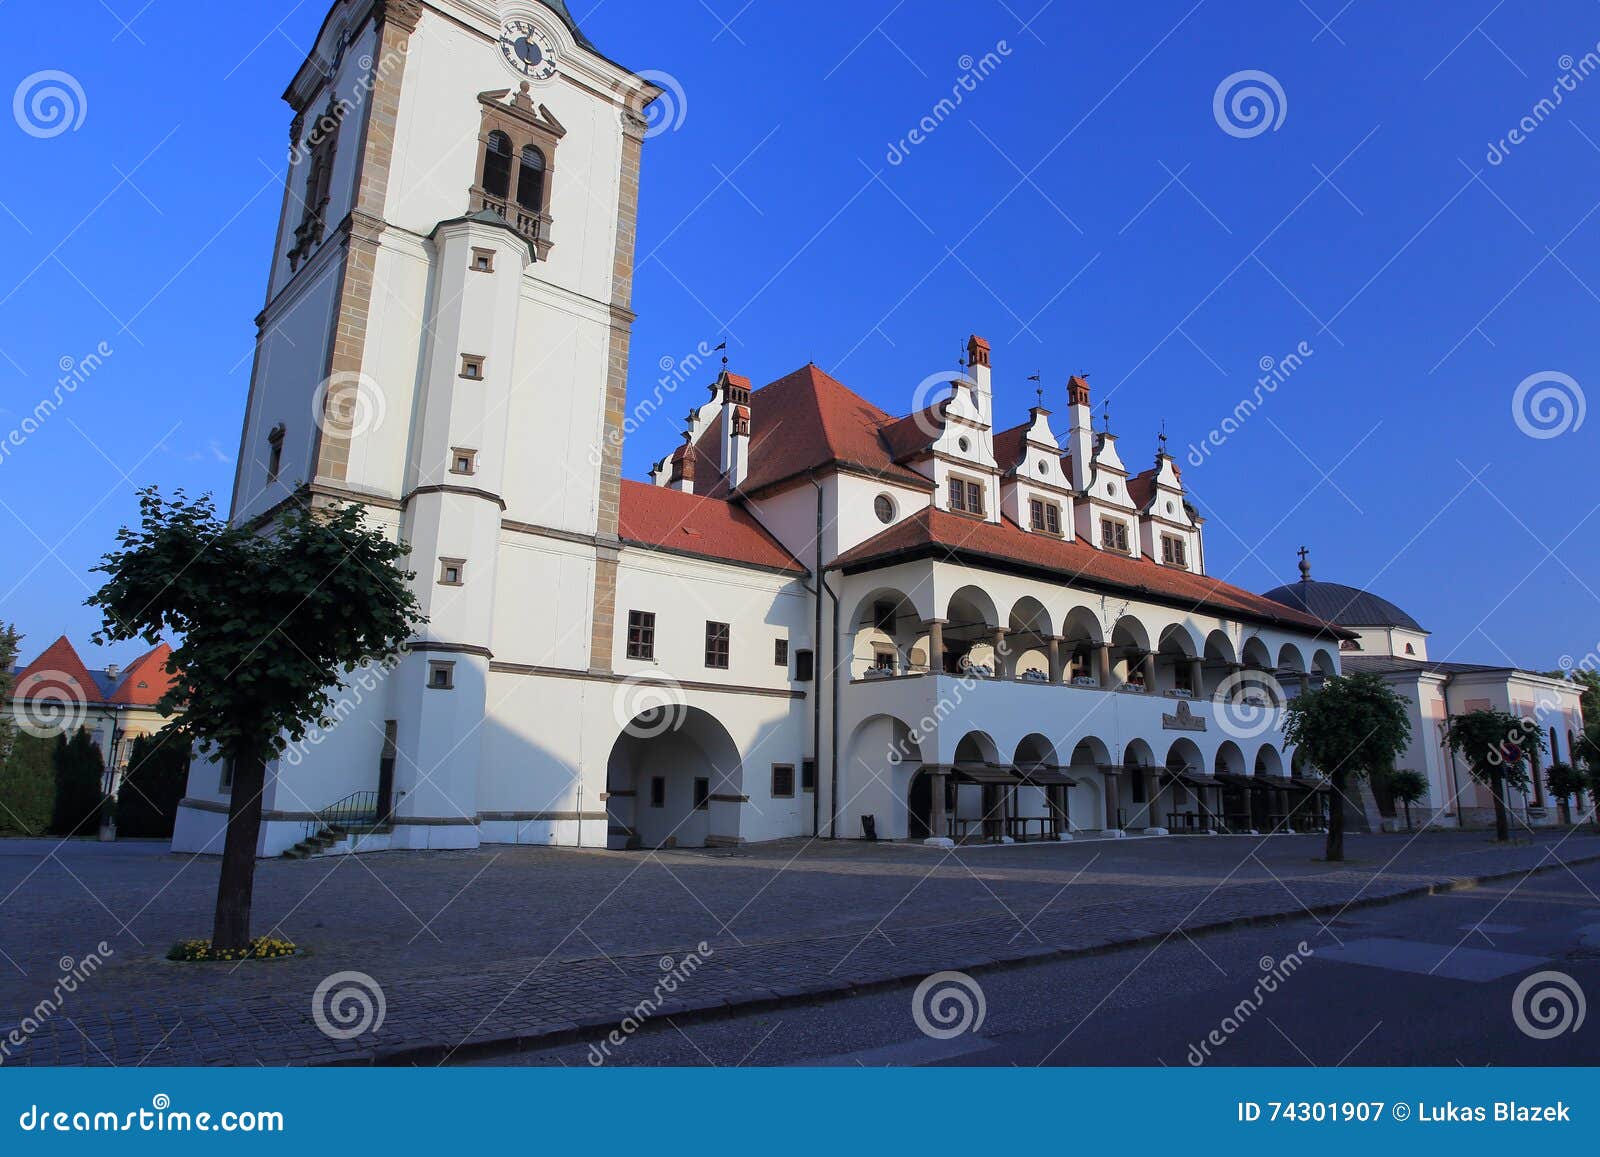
499,19 -> 558,82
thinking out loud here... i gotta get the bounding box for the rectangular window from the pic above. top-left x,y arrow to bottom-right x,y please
438,558 -> 465,586
693,777 -> 710,811
1030,499 -> 1061,535
650,776 -> 666,808
427,661 -> 455,690
872,600 -> 897,633
470,247 -> 496,274
872,646 -> 898,673
450,448 -> 478,476
1161,535 -> 1187,566
774,638 -> 789,667
705,621 -> 730,669
795,649 -> 815,682
771,764 -> 796,798
460,354 -> 485,380
220,758 -> 235,793
801,759 -> 817,793
266,424 -> 285,483
1100,518 -> 1129,553
627,610 -> 656,661
949,477 -> 984,515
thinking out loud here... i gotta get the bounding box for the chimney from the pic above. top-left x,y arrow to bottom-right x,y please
667,432 -> 697,493
719,370 -> 752,490
105,663 -> 121,683
1066,375 -> 1093,490
965,335 -> 992,427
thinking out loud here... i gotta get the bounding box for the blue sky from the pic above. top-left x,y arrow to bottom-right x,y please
1,0 -> 1596,673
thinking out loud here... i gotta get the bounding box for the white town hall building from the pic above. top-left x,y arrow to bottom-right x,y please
173,0 -> 1354,858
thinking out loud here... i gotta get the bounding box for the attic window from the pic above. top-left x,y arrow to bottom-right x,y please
1106,482 -> 1117,497
874,494 -> 896,524
958,436 -> 971,453
1405,643 -> 1416,655
1036,461 -> 1048,475
1166,501 -> 1176,515
1161,535 -> 1187,567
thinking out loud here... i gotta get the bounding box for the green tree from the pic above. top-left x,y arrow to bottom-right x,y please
1444,709 -> 1543,843
1545,762 -> 1586,826
0,623 -> 21,770
50,728 -> 107,836
115,731 -> 190,839
1283,672 -> 1413,862
0,732 -> 55,836
89,489 -> 424,951
1385,769 -> 1428,833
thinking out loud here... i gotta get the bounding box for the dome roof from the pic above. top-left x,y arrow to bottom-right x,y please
1261,579 -> 1424,632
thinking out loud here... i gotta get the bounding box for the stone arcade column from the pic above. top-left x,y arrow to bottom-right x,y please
1141,650 -> 1159,690
1188,658 -> 1206,696
991,627 -> 1009,677
1047,636 -> 1065,684
925,619 -> 947,676
928,766 -> 949,840
1095,643 -> 1113,688
1102,768 -> 1121,829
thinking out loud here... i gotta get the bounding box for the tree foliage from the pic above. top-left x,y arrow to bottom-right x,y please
1444,709 -> 1544,842
50,728 -> 106,836
0,732 -> 54,836
88,488 -> 425,949
0,623 -> 20,770
116,731 -> 190,838
1283,672 -> 1413,861
1383,769 -> 1428,833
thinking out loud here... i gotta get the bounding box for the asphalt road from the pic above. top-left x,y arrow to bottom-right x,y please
467,859 -> 1600,1067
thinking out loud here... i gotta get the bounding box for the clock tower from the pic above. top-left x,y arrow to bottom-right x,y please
197,0 -> 662,852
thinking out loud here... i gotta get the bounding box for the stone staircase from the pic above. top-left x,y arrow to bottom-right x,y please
280,791 -> 391,859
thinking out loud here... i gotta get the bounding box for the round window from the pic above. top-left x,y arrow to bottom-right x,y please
1037,461 -> 1048,475
874,494 -> 896,524
1107,482 -> 1117,496
958,436 -> 971,453
1166,501 -> 1175,514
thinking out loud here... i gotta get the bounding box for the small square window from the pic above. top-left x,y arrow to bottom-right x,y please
439,558 -> 465,586
650,776 -> 666,808
705,621 -> 730,670
427,661 -> 455,690
460,355 -> 485,380
450,448 -> 478,476
771,764 -> 796,799
627,611 -> 656,661
693,777 -> 710,811
795,649 -> 814,682
470,247 -> 495,274
801,759 -> 816,793
774,638 -> 789,667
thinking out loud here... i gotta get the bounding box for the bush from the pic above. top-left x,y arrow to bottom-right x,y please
0,732 -> 55,836
116,732 -> 189,838
50,729 -> 107,836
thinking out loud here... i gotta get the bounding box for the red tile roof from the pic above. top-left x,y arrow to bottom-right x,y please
618,481 -> 807,574
109,643 -> 177,707
11,635 -> 100,706
992,422 -> 1028,474
832,508 -> 1350,638
687,365 -> 935,497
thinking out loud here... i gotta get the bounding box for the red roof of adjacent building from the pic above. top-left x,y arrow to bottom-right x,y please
108,643 -> 177,706
618,481 -> 807,574
8,636 -> 178,708
832,507 -> 1350,638
11,635 -> 101,706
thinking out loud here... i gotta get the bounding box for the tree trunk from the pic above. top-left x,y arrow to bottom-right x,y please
212,751 -> 266,950
1324,771 -> 1347,862
1559,796 -> 1570,826
1403,799 -> 1413,833
1489,767 -> 1510,843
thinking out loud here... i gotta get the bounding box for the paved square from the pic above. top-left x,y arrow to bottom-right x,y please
1,829 -> 1597,1065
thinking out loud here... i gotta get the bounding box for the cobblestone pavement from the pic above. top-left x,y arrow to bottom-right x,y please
2,829 -> 1598,1065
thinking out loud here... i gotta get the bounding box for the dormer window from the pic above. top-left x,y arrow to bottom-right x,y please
1100,518 -> 1130,554
874,494 -> 896,524
1161,535 -> 1187,567
948,477 -> 984,516
1029,498 -> 1061,536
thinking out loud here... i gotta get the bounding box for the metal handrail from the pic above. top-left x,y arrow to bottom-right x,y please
303,790 -> 381,841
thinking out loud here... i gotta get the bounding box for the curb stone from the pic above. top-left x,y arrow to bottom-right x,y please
347,847 -> 1600,1068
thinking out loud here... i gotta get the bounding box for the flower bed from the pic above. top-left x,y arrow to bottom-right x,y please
166,936 -> 298,963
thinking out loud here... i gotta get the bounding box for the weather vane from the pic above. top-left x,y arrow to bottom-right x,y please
1028,372 -> 1042,407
